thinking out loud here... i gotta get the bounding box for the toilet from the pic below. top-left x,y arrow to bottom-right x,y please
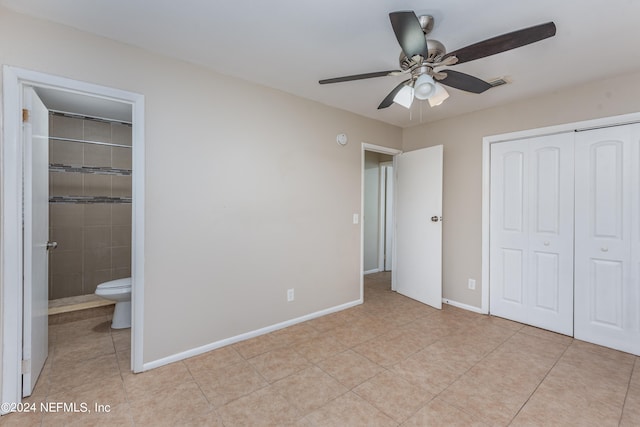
95,277 -> 131,329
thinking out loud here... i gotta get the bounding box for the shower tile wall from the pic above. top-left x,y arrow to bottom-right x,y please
48,114 -> 132,300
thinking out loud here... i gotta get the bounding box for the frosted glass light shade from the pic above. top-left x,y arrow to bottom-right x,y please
393,85 -> 414,109
414,74 -> 436,100
428,83 -> 450,107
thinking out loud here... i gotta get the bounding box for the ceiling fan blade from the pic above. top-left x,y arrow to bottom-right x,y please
443,21 -> 556,64
389,11 -> 429,58
319,70 -> 401,85
378,79 -> 411,109
437,70 -> 492,94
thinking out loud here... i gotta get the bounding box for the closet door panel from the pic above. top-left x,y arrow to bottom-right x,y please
500,149 -> 527,306
533,251 -> 559,312
527,135 -> 574,335
533,147 -> 561,234
490,142 -> 528,323
490,133 -> 573,335
501,249 -> 524,304
530,147 -> 563,315
589,259 -> 624,328
502,151 -> 526,232
575,124 -> 639,355
592,142 -> 624,239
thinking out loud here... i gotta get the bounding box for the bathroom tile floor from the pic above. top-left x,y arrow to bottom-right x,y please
2,271 -> 639,426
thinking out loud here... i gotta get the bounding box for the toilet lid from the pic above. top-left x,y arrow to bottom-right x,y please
97,277 -> 131,290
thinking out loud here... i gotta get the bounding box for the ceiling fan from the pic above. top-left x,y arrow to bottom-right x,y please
319,11 -> 556,110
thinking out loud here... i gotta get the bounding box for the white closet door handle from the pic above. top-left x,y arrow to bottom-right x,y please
601,247 -> 609,252
543,241 -> 550,246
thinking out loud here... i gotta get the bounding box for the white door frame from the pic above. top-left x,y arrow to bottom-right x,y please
482,111 -> 640,315
1,66 -> 146,409
361,143 -> 402,299
378,161 -> 393,272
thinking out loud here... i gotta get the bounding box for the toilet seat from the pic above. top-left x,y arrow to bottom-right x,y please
96,277 -> 131,290
96,278 -> 131,296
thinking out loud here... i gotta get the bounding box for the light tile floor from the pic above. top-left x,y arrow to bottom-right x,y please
2,272 -> 638,426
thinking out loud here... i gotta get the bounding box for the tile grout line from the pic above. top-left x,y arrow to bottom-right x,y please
506,341 -> 572,426
431,326 -> 520,424
181,361 -> 226,426
323,303 -> 488,424
301,311 -> 407,423
618,356 -> 637,427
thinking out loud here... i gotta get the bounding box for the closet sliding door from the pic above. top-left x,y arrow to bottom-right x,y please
574,123 -> 640,355
490,133 -> 574,335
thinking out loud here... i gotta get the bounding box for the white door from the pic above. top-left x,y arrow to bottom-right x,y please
394,145 -> 443,309
22,87 -> 49,397
490,133 -> 574,335
574,124 -> 640,355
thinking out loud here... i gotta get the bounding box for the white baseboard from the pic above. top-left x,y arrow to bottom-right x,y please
142,298 -> 363,372
363,269 -> 381,275
442,298 -> 486,314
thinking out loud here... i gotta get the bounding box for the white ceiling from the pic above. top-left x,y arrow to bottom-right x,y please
4,0 -> 640,128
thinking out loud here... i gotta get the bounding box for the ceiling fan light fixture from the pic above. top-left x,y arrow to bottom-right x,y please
393,85 -> 414,109
320,13 -> 557,111
428,83 -> 450,107
414,74 -> 436,100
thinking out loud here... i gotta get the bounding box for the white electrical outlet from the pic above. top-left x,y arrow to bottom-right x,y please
468,279 -> 476,290
287,288 -> 294,302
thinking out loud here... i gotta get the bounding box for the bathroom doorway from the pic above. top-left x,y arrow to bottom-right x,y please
43,93 -> 133,310
360,144 -> 402,300
1,67 -> 145,408
363,151 -> 394,275
360,142 -> 444,308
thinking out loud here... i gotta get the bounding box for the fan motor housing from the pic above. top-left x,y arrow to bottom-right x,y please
399,39 -> 446,70
426,39 -> 446,61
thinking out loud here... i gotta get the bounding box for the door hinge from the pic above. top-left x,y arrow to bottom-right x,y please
21,359 -> 30,374
22,108 -> 29,123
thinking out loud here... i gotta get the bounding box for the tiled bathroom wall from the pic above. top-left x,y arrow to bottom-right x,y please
48,114 -> 132,299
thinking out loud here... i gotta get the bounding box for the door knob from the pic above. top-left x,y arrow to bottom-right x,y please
601,247 -> 608,252
46,241 -> 58,250
431,216 -> 442,222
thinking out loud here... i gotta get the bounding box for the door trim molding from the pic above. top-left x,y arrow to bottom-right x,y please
361,143 -> 402,298
378,162 -> 393,272
481,111 -> 640,316
1,66 -> 146,409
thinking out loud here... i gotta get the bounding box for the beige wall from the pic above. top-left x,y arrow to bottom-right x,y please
49,114 -> 132,299
403,70 -> 640,309
0,7 -> 402,363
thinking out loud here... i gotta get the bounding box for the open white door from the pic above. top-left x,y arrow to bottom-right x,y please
22,87 -> 49,397
394,145 -> 443,309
